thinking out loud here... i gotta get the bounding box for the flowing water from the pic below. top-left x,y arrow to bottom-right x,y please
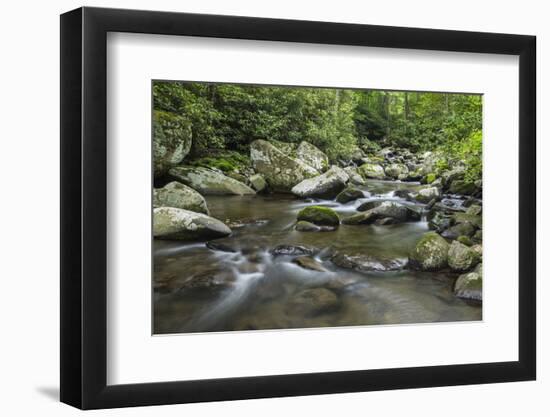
153,179 -> 481,334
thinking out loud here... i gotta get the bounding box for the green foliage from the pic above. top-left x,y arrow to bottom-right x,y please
189,150 -> 251,173
153,81 -> 482,177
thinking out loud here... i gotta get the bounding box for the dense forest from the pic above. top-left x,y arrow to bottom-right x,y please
153,81 -> 482,182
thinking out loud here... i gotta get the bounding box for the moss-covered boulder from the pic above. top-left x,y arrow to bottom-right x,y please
454,270 -> 482,301
291,166 -> 349,199
153,110 -> 192,178
466,204 -> 482,216
452,213 -> 482,229
457,235 -> 473,246
425,173 -> 437,184
384,163 -> 409,179
297,206 -> 340,227
414,186 -> 441,204
296,141 -> 329,172
447,241 -> 481,272
153,181 -> 209,214
250,139 -> 319,192
168,166 -> 255,195
153,207 -> 232,241
409,232 -> 450,271
441,222 -> 476,239
358,163 -> 385,179
335,186 -> 365,204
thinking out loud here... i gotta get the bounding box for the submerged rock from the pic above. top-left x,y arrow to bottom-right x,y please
153,110 -> 192,178
331,252 -> 407,272
358,163 -> 385,179
297,206 -> 340,227
250,139 -> 319,192
291,166 -> 349,199
296,141 -> 329,172
179,268 -> 236,293
153,181 -> 209,214
153,207 -> 232,241
335,186 -> 365,203
287,288 -> 340,316
169,166 -> 255,195
292,256 -> 327,272
448,241 -> 481,272
271,244 -> 316,256
409,232 -> 450,271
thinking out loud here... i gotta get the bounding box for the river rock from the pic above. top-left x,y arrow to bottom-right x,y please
358,163 -> 385,179
250,139 -> 319,192
357,200 -> 385,212
331,252 -> 407,272
335,186 -> 365,203
472,229 -> 482,243
297,206 -> 340,227
466,204 -> 482,216
153,181 -> 209,214
441,222 -> 475,239
448,241 -> 481,272
342,201 -> 419,225
249,173 -> 267,192
384,163 -> 409,179
409,232 -> 450,271
153,110 -> 192,178
296,141 -> 329,172
291,166 -> 349,199
454,270 -> 482,301
169,166 -> 255,195
344,166 -> 367,185
179,268 -> 236,293
414,186 -> 441,204
287,288 -> 340,316
271,244 -> 316,256
449,179 -> 478,195
292,256 -> 327,272
452,213 -> 482,229
153,207 -> 232,241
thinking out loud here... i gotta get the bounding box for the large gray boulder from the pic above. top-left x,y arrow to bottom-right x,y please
358,163 -> 385,179
342,201 -> 419,225
448,241 -> 481,272
153,110 -> 192,178
168,166 -> 255,195
296,141 -> 329,172
409,232 -> 450,271
153,207 -> 232,241
291,166 -> 349,199
250,140 -> 319,192
153,181 -> 209,214
249,173 -> 267,192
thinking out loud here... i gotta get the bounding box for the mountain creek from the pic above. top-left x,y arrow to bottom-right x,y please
153,179 -> 481,334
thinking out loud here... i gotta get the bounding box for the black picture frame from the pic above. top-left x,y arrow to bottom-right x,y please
60,6 -> 536,410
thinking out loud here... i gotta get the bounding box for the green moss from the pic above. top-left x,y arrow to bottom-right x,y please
457,235 -> 473,246
426,173 -> 437,184
297,206 -> 340,226
189,150 -> 251,173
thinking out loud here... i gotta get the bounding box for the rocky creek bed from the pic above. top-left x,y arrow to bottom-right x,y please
154,178 -> 482,334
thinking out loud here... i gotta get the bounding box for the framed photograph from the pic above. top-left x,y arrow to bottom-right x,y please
60,6 -> 536,409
